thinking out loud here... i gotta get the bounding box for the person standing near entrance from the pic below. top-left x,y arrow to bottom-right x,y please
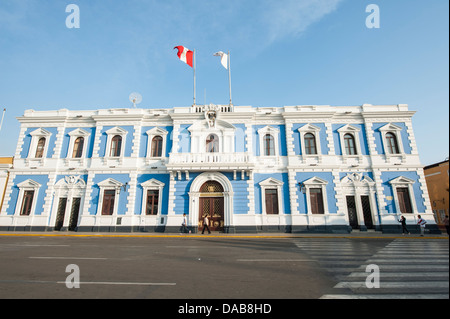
398,215 -> 410,235
417,215 -> 427,236
180,213 -> 189,234
202,214 -> 211,234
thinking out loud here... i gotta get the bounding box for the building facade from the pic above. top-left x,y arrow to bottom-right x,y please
0,104 -> 440,233
424,160 -> 449,229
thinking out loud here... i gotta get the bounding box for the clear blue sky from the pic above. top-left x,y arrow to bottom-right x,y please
0,0 -> 448,165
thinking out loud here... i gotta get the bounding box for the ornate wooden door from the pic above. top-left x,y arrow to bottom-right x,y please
346,196 -> 358,229
199,197 -> 224,232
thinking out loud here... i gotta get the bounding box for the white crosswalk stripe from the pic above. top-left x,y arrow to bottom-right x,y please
293,238 -> 449,299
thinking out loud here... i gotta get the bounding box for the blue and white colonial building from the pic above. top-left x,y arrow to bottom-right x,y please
0,104 -> 439,233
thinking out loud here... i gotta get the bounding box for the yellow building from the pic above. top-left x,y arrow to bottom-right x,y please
424,159 -> 449,229
0,157 -> 14,213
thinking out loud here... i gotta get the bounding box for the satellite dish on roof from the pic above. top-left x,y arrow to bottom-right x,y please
129,92 -> 142,108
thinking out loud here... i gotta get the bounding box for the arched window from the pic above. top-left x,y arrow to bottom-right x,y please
206,134 -> 219,153
385,132 -> 400,154
35,137 -> 46,158
264,134 -> 275,156
72,136 -> 84,158
344,133 -> 357,155
151,136 -> 163,157
110,135 -> 122,157
304,133 -> 317,155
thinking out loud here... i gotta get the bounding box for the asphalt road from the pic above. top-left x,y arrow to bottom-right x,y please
0,235 -> 447,300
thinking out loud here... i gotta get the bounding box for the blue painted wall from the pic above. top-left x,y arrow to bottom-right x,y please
253,173 -> 290,215
20,127 -> 58,158
295,172 -> 337,214
89,174 -> 130,215
139,126 -> 173,158
134,174 -> 171,215
252,125 -> 287,156
380,171 -> 425,214
7,175 -> 50,216
332,124 -> 369,156
372,122 -> 412,155
60,127 -> 96,158
292,123 -> 329,155
98,126 -> 134,157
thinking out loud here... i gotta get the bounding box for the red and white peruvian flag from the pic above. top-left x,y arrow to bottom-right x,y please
174,45 -> 194,68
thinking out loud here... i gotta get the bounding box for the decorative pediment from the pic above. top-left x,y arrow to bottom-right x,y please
188,119 -> 236,132
298,123 -> 321,132
55,175 -> 86,188
389,176 -> 415,185
258,125 -> 280,136
379,123 -> 402,132
341,173 -> 374,185
259,177 -> 284,187
105,126 -> 128,135
29,128 -> 52,137
302,176 -> 328,185
97,178 -> 123,188
68,128 -> 90,137
146,127 -> 168,136
17,179 -> 42,188
141,178 -> 165,188
337,124 -> 360,133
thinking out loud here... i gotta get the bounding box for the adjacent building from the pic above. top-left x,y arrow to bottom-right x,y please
424,159 -> 449,229
0,104 -> 440,233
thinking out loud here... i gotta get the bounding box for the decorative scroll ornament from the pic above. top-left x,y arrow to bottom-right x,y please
203,104 -> 221,128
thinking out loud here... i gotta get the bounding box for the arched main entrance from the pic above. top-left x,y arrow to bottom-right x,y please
188,172 -> 234,233
199,181 -> 224,232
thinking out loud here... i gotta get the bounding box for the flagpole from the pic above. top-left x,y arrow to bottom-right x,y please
193,49 -> 196,106
0,108 -> 5,132
228,51 -> 232,106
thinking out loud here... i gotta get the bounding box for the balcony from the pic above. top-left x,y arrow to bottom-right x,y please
166,152 -> 254,171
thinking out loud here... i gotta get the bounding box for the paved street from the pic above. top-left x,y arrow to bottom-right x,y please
0,234 -> 448,300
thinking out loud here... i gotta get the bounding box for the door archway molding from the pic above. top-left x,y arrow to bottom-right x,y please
188,172 -> 234,230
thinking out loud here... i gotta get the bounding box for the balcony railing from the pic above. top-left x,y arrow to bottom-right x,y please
168,152 -> 252,166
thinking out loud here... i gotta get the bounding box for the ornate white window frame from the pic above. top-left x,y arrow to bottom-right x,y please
378,123 -> 406,162
259,177 -> 284,215
140,178 -> 165,217
96,178 -> 123,216
67,128 -> 90,159
14,179 -> 42,216
389,176 -> 418,215
26,128 -> 52,167
146,127 -> 168,161
302,176 -> 329,215
104,127 -> 128,165
337,124 -> 363,163
258,126 -> 280,157
298,124 -> 323,163
188,119 -> 235,154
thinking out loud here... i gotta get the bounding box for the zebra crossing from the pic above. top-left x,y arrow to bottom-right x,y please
293,238 -> 449,299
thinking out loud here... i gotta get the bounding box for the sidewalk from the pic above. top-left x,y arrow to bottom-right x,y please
0,230 -> 448,239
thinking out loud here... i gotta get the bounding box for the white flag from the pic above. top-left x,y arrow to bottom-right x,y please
213,51 -> 228,69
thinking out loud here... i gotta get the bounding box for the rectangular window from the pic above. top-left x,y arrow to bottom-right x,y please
145,190 -> 159,215
265,189 -> 279,215
102,190 -> 116,215
310,188 -> 324,214
396,187 -> 412,214
20,190 -> 35,216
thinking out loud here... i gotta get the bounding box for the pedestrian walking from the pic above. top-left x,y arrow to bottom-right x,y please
417,215 -> 427,236
443,215 -> 449,235
180,213 -> 189,234
398,215 -> 410,235
202,214 -> 211,234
